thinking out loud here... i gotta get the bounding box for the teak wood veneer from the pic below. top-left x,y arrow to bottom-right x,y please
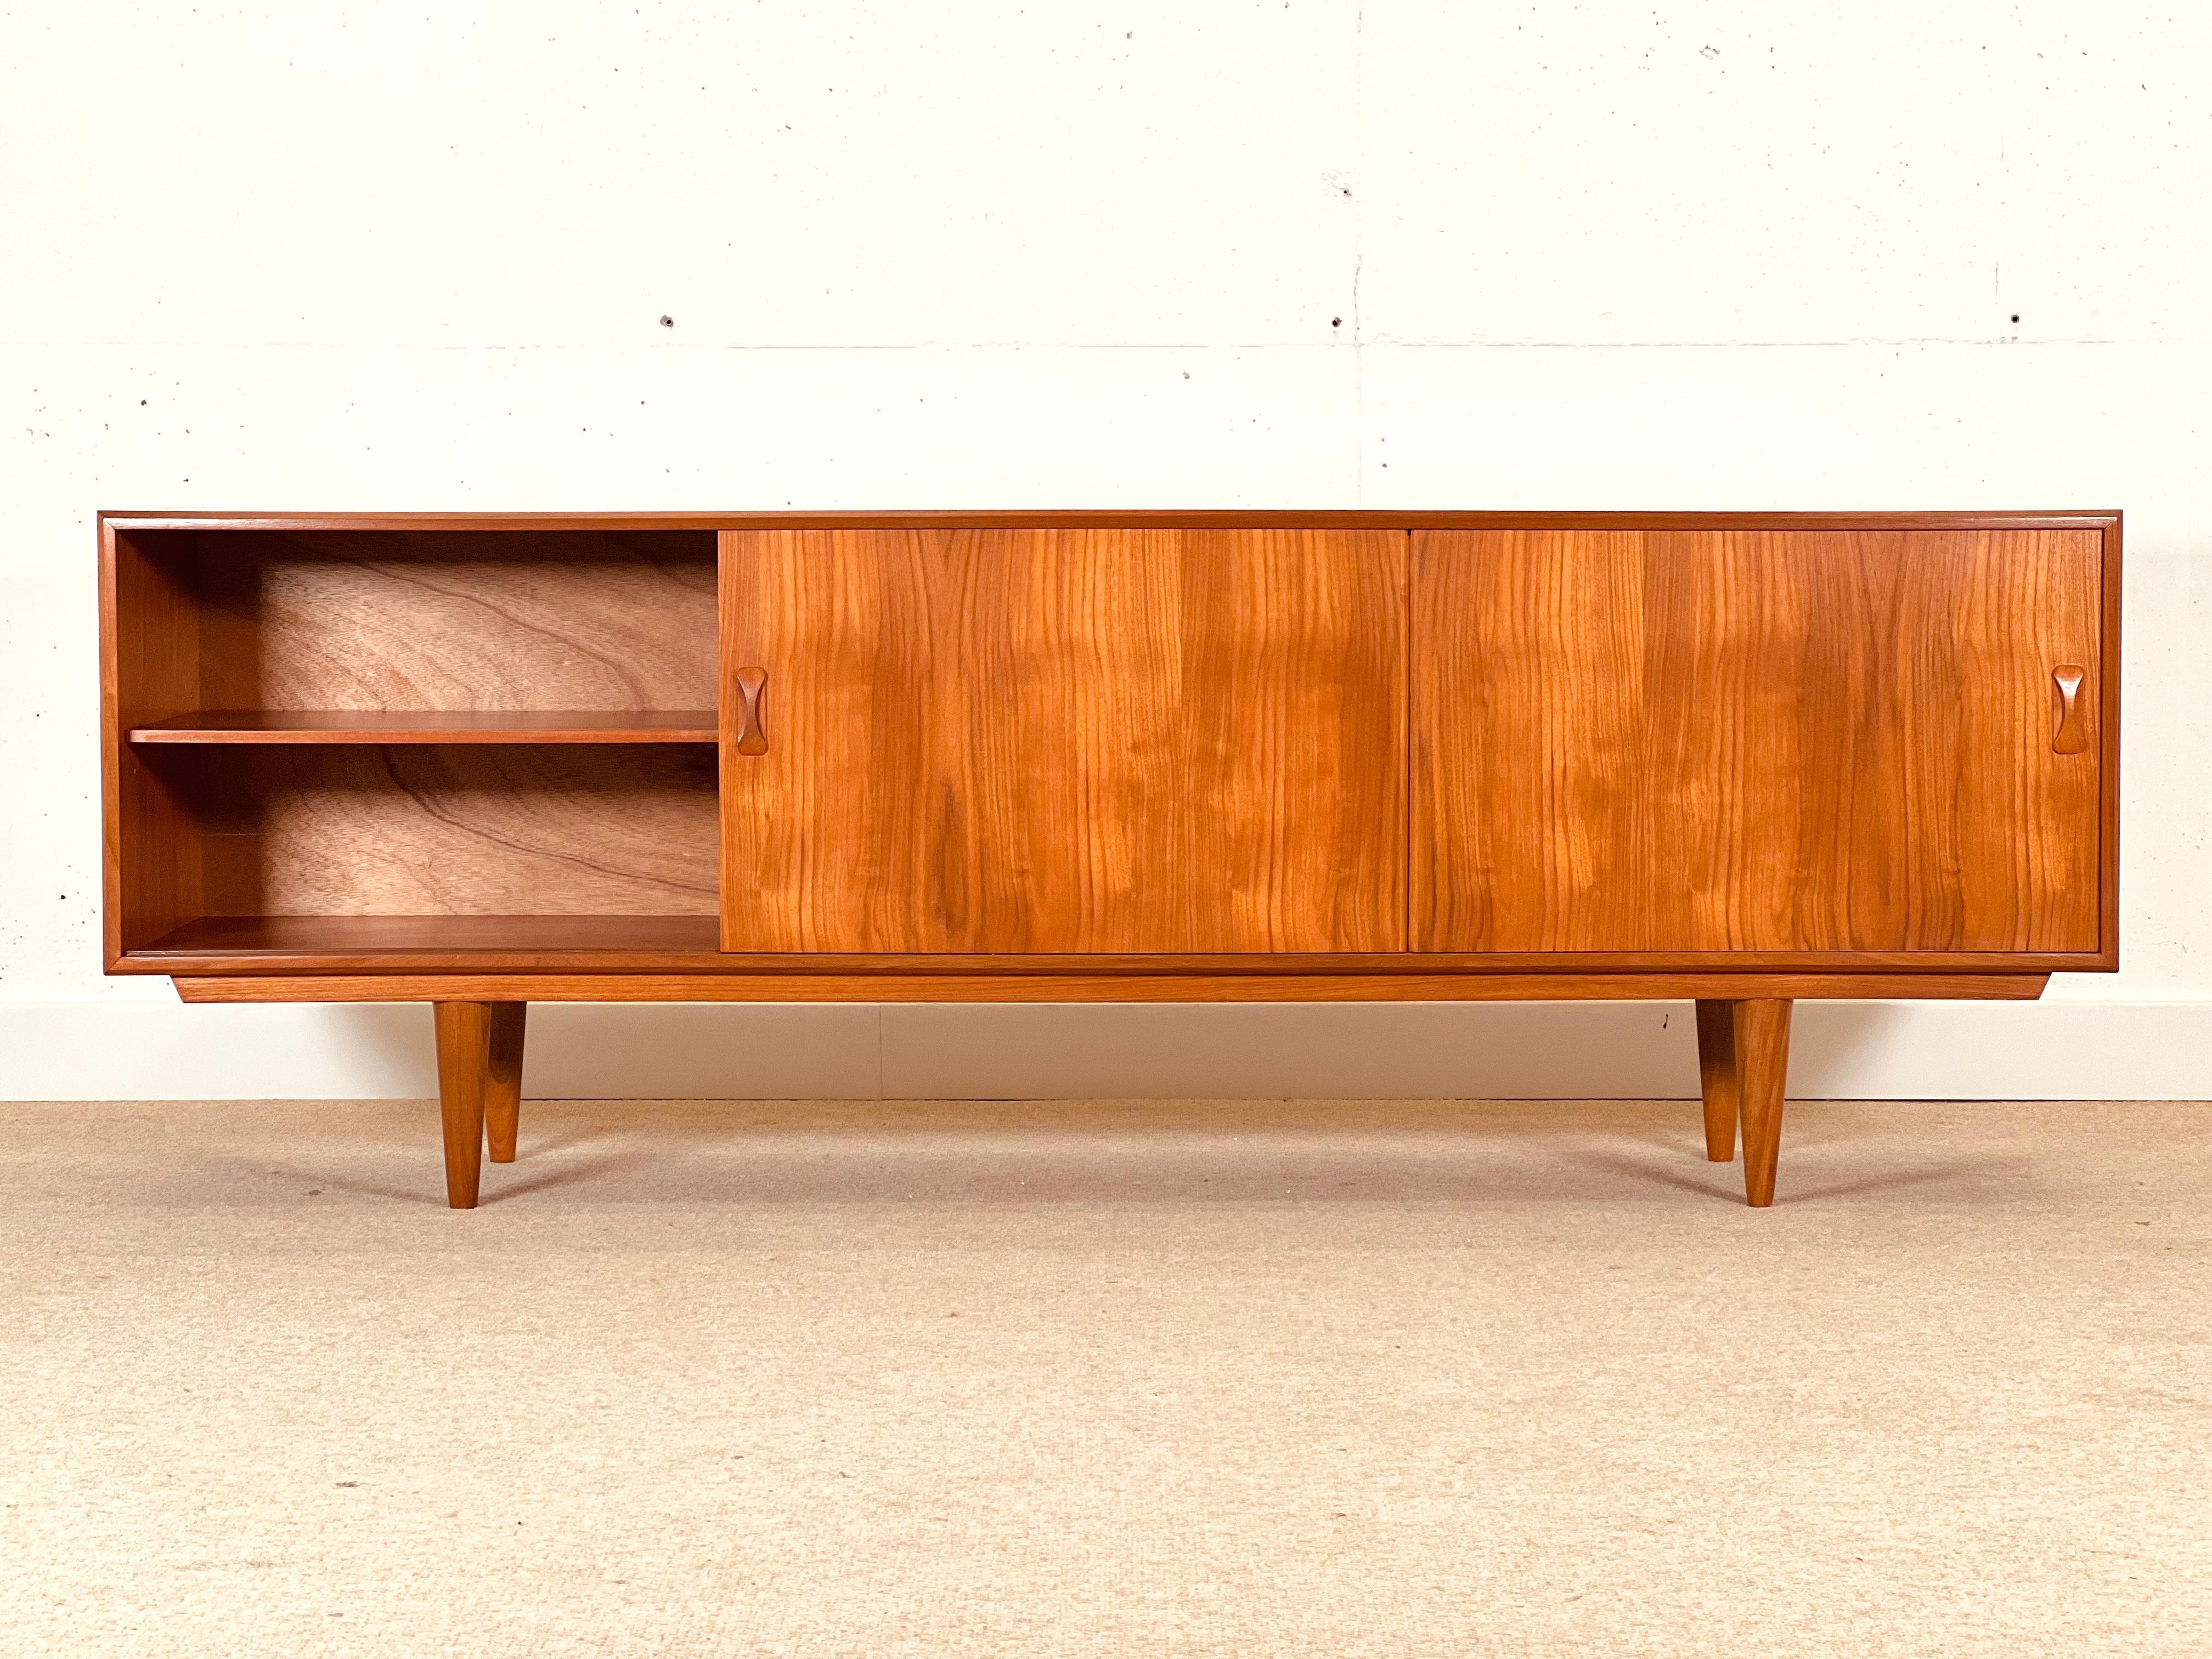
99,510 -> 2123,1209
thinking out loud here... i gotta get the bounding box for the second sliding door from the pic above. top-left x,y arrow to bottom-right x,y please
1410,527 -> 2106,956
720,528 -> 1407,953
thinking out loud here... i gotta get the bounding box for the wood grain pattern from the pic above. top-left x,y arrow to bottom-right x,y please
721,528 -> 1407,952
172,972 -> 2051,1004
157,529 -> 716,712
433,1001 -> 491,1209
482,1003 -> 527,1165
154,746 -> 718,916
1694,999 -> 1739,1163
1412,529 -> 2105,955
1731,1000 -> 1793,1207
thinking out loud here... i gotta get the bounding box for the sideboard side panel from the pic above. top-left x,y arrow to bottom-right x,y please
103,524 -> 208,960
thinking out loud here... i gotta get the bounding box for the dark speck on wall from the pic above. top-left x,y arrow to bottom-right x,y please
659,315 -> 674,328
1331,317 -> 1342,328
2011,314 -> 2021,323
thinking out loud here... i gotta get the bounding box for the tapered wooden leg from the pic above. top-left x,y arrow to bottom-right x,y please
1733,999 -> 1794,1208
433,1001 -> 492,1209
483,1003 -> 528,1164
1693,999 -> 1739,1162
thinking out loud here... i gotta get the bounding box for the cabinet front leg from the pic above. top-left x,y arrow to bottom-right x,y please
432,1001 -> 495,1209
1733,999 -> 1794,1208
483,1003 -> 528,1164
1693,999 -> 1739,1163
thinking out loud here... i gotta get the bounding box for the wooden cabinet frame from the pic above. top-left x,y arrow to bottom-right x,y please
99,510 -> 2122,1208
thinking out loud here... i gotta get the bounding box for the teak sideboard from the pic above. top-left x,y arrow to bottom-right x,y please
99,511 -> 2121,1209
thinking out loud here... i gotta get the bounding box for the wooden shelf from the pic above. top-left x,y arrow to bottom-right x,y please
129,915 -> 724,971
128,710 -> 718,745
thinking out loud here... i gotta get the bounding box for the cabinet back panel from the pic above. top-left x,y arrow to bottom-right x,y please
721,528 -> 1408,953
1412,529 -> 2104,953
131,531 -> 715,713
157,747 -> 719,917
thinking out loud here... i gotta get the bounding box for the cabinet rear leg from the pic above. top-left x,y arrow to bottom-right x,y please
433,1002 -> 496,1209
1733,1000 -> 1794,1207
483,1003 -> 528,1164
1693,999 -> 1739,1162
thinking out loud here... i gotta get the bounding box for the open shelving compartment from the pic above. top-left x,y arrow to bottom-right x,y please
104,523 -> 724,969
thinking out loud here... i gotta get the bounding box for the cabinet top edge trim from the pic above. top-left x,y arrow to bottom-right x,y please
98,510 -> 2123,534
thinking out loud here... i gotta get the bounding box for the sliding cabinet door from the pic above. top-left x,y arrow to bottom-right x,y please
722,528 -> 1407,953
1412,528 -> 2107,957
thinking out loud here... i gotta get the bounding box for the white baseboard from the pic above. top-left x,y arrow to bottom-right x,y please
3,997 -> 2208,1101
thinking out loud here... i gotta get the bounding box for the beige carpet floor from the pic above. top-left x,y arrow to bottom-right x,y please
1,1096 -> 2208,1657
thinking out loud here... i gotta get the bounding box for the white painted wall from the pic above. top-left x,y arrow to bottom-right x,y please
4,3 -> 2208,1101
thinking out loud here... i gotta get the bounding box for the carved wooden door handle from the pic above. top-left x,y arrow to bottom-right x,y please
2051,664 -> 2088,754
732,667 -> 769,755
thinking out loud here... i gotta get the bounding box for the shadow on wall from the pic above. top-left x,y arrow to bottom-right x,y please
374,1000 -> 1751,1101
370,998 -> 1929,1101
1788,1001 -> 1917,1098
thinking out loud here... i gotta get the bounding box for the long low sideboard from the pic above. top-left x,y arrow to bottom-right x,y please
99,510 -> 2121,1207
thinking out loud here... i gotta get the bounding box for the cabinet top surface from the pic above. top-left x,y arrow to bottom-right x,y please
99,509 -> 2122,533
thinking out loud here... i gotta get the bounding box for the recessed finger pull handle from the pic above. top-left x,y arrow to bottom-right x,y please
733,666 -> 769,756
2051,664 -> 2087,755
